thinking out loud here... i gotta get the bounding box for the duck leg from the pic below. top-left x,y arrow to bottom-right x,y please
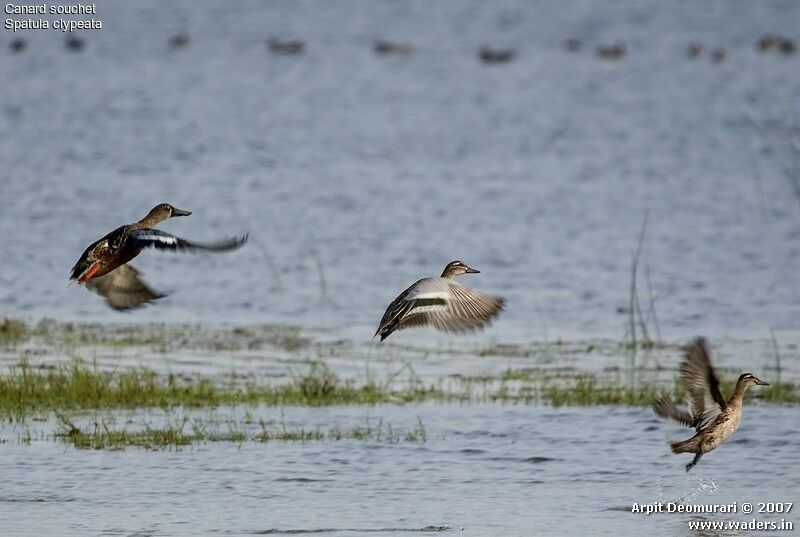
685,452 -> 703,472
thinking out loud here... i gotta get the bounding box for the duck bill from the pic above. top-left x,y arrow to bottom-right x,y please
755,378 -> 770,386
172,208 -> 192,217
465,267 -> 480,274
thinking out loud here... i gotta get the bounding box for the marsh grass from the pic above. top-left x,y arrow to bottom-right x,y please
2,354 -> 798,421
54,414 -> 428,450
757,382 -> 800,403
57,416 -> 196,450
3,358 -> 798,420
545,377 -> 666,406
0,318 -> 29,343
0,359 -> 445,418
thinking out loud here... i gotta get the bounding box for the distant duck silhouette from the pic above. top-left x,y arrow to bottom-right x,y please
65,35 -> 85,52
479,47 -> 515,64
596,42 -> 627,60
168,33 -> 191,50
562,36 -> 582,52
779,38 -> 795,55
687,42 -> 703,59
654,338 -> 769,471
9,38 -> 27,54
267,38 -> 306,55
711,47 -> 727,63
757,33 -> 795,55
758,33 -> 781,53
373,40 -> 413,56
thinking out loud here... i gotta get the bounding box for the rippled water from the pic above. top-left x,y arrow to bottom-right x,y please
1,404 -> 798,536
0,326 -> 798,536
2,1 -> 800,535
1,0 -> 800,341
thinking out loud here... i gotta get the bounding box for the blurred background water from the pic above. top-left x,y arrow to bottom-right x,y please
2,0 -> 800,342
2,3 -> 800,535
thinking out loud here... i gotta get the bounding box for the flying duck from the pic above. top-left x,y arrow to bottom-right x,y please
70,203 -> 247,310
653,337 -> 769,471
374,260 -> 505,341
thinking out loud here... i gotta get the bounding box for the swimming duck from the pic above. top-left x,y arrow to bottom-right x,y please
711,47 -> 727,64
563,37 -> 582,52
479,47 -> 516,64
168,34 -> 191,50
9,38 -> 27,54
374,40 -> 414,56
374,261 -> 505,341
687,42 -> 703,59
758,33 -> 781,53
70,203 -> 247,310
779,38 -> 796,55
65,35 -> 85,52
653,337 -> 769,471
757,34 -> 795,55
266,38 -> 306,55
596,42 -> 627,60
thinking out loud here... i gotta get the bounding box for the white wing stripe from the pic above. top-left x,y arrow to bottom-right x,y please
137,234 -> 179,245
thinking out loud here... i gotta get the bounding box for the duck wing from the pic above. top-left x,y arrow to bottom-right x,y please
652,397 -> 695,428
85,264 -> 166,311
680,337 -> 726,430
130,229 -> 248,252
422,280 -> 505,332
374,279 -> 425,340
375,278 -> 504,340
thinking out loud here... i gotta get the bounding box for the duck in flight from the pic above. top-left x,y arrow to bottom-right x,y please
653,337 -> 769,471
70,203 -> 247,310
374,260 -> 505,341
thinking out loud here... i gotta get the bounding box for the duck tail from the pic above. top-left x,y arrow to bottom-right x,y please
670,437 -> 699,454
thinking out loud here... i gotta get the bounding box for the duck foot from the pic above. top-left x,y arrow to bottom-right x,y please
685,452 -> 703,472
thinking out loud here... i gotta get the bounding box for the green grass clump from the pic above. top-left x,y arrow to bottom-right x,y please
0,318 -> 28,343
0,359 -> 445,418
0,360 -> 221,417
2,358 -> 798,420
54,415 -> 428,450
57,419 -> 195,450
760,382 -> 800,404
544,377 -> 665,407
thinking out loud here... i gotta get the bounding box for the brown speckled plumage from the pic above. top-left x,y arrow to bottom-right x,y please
70,203 -> 247,310
653,338 -> 769,471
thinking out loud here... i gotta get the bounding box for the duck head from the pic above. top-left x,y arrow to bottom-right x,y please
737,373 -> 769,390
140,203 -> 192,225
441,260 -> 480,278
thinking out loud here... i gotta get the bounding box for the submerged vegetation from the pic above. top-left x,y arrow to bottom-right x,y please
0,318 -> 798,449
0,359 -> 444,418
0,318 -> 29,343
54,414 -> 428,450
1,358 -> 798,421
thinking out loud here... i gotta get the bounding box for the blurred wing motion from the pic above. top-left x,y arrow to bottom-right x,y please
376,278 -> 505,341
680,337 -> 726,429
652,398 -> 695,428
85,264 -> 166,311
130,229 -> 249,253
653,337 -> 726,430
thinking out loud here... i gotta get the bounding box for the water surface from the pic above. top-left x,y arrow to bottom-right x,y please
1,404 -> 797,536
1,0 -> 800,342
